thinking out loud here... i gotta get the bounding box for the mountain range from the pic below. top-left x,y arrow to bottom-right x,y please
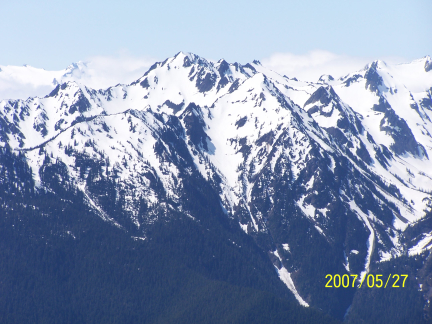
1,52 -> 432,323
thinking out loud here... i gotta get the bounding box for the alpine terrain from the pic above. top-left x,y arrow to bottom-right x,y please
1,52 -> 432,323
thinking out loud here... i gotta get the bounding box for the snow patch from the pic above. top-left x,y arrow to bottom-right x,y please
408,232 -> 432,256
276,266 -> 309,307
349,201 -> 375,282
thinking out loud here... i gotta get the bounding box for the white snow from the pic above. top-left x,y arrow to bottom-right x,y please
349,201 -> 375,282
408,232 -> 432,256
239,223 -> 248,233
276,266 -> 309,307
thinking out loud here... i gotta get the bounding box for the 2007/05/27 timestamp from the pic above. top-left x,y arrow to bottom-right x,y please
325,274 -> 408,288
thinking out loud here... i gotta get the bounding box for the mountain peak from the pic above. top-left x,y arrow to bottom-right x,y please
318,74 -> 334,83
425,55 -> 432,72
364,59 -> 387,72
252,59 -> 262,66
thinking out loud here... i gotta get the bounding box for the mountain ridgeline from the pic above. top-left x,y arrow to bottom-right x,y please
1,52 -> 432,323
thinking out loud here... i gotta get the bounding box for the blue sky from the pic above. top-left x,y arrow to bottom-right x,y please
2,0 -> 431,70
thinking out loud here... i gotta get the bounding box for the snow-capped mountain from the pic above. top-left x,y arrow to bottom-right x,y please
0,58 -> 153,100
1,52 -> 432,322
0,62 -> 87,100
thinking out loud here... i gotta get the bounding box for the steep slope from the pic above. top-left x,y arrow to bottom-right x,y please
323,57 -> 432,254
0,144 -> 339,324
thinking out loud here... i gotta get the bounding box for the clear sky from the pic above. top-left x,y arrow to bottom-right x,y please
1,0 -> 431,70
